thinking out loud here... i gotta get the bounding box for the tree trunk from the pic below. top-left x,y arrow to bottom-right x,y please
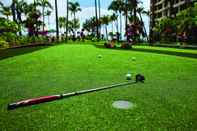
119,11 -> 122,40
112,22 -> 114,34
66,0 -> 69,42
48,15 -> 50,26
11,0 -> 16,22
55,0 -> 59,39
134,0 -> 137,22
95,0 -> 99,40
116,17 -> 119,33
16,9 -> 22,36
138,12 -> 148,41
42,7 -> 45,32
125,0 -> 128,35
98,0 -> 101,34
105,25 -> 108,41
74,12 -> 76,37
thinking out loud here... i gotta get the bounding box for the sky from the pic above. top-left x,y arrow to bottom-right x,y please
0,0 -> 150,36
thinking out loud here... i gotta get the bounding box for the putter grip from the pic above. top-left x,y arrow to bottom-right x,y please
7,95 -> 62,110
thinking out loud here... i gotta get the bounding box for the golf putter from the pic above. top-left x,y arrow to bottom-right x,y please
7,74 -> 145,110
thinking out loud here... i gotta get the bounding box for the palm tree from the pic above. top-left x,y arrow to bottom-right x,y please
68,1 -> 81,36
108,1 -> 118,31
98,0 -> 101,19
37,0 -> 52,32
117,0 -> 125,40
137,7 -> 149,40
133,0 -> 138,22
11,0 -> 17,22
55,0 -> 59,39
0,5 -> 12,20
66,0 -> 69,42
98,0 -> 101,35
124,0 -> 128,30
110,13 -> 118,34
0,1 -> 3,6
72,18 -> 80,31
66,20 -> 74,35
15,0 -> 27,35
100,15 -> 110,41
94,0 -> 99,40
108,2 -> 120,36
23,2 -> 42,36
83,19 -> 91,33
46,10 -> 51,26
68,1 -> 81,21
108,0 -> 124,40
59,17 -> 66,33
83,17 -> 98,35
66,19 -> 80,36
16,0 -> 27,22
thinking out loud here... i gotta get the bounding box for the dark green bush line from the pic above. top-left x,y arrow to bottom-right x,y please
152,43 -> 197,49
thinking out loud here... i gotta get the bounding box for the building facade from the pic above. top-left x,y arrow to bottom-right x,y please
149,0 -> 196,41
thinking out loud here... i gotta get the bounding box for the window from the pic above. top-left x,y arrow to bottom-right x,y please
157,12 -> 162,18
175,0 -> 179,4
180,4 -> 186,10
157,4 -> 162,10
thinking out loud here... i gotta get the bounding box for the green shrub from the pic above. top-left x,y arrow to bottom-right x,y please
1,32 -> 19,46
0,18 -> 20,33
0,37 -> 9,48
19,36 -> 29,45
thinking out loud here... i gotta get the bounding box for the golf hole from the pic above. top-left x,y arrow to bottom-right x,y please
112,100 -> 134,109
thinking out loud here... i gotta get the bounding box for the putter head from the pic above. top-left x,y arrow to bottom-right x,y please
135,74 -> 145,83
7,103 -> 19,110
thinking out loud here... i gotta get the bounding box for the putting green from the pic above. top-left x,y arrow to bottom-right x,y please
0,42 -> 197,130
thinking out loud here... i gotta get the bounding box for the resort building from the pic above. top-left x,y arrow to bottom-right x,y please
149,0 -> 196,39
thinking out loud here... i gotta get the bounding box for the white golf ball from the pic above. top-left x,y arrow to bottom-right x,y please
98,54 -> 102,58
132,57 -> 136,61
126,73 -> 132,80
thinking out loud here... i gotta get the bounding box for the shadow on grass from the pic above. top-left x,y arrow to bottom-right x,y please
0,45 -> 52,61
94,44 -> 197,59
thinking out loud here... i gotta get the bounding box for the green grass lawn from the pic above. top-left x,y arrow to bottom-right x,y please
1,42 -> 197,130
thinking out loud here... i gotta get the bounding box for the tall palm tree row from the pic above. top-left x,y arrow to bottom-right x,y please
0,0 -> 82,39
82,14 -> 117,40
108,0 -> 149,41
0,0 -> 54,37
